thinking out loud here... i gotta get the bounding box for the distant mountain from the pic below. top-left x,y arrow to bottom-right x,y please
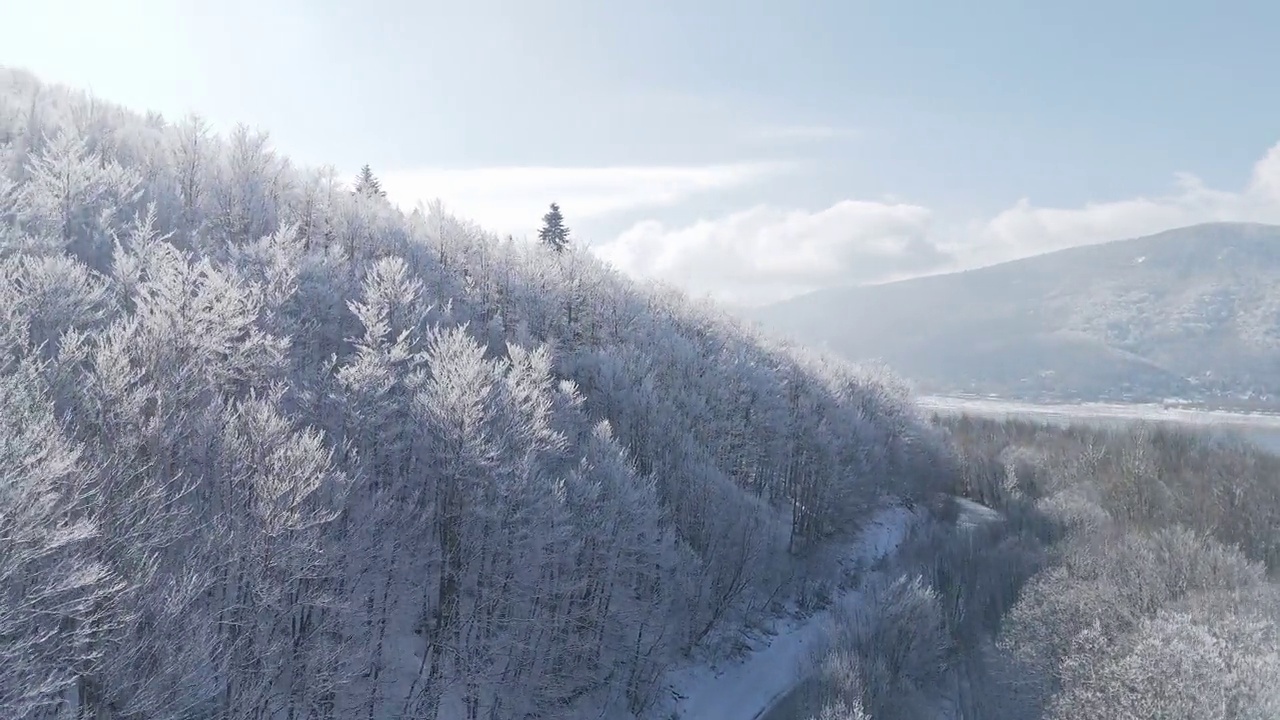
750,223 -> 1280,408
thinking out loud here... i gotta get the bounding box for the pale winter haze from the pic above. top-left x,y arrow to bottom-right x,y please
7,1 -> 1280,304
4,2 -> 1280,719
3,67 -> 1278,720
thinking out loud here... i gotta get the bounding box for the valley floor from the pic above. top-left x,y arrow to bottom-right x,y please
919,394 -> 1280,453
919,394 -> 1280,424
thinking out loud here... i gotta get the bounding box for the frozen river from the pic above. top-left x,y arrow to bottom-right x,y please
918,395 -> 1280,454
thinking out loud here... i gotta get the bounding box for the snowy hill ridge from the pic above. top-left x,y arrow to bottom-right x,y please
752,222 -> 1280,408
0,67 -> 951,719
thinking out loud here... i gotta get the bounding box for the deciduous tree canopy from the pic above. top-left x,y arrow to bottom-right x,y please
0,68 -> 946,720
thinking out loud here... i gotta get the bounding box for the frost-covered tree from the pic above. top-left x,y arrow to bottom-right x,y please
0,362 -> 117,718
17,128 -> 141,265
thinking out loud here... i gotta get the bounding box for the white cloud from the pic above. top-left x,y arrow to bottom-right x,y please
595,141 -> 1280,307
951,146 -> 1280,267
378,162 -> 789,237
594,200 -> 942,306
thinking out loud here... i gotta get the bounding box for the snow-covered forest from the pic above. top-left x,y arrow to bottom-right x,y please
8,66 -> 1279,720
0,68 -> 951,719
806,417 -> 1280,719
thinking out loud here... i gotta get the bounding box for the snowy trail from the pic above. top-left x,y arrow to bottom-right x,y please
661,504 -> 920,720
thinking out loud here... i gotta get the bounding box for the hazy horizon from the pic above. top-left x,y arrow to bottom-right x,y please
8,1 -> 1280,306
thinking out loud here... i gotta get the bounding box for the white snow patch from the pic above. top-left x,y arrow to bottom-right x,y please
659,503 -> 921,720
917,394 -> 1280,431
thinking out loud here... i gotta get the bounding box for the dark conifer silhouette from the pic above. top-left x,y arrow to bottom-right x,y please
353,164 -> 386,198
538,202 -> 570,252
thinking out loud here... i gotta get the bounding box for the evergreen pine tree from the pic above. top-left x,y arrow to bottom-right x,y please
353,164 -> 386,199
538,202 -> 570,253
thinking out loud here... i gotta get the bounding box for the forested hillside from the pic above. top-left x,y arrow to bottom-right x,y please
0,68 -> 949,719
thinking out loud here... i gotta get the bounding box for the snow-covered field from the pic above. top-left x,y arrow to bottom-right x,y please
658,504 -> 921,720
919,395 -> 1280,453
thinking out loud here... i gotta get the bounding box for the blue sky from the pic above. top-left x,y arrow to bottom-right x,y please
7,0 -> 1280,304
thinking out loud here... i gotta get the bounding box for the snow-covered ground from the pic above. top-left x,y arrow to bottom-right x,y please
919,394 -> 1280,453
659,504 -> 921,720
918,394 -> 1280,428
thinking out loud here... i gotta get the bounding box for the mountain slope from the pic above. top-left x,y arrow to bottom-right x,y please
0,67 -> 951,719
751,223 -> 1280,406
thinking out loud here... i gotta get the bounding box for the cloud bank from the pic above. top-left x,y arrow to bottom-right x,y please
379,162 -> 790,237
594,200 -> 944,306
596,141 -> 1280,306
